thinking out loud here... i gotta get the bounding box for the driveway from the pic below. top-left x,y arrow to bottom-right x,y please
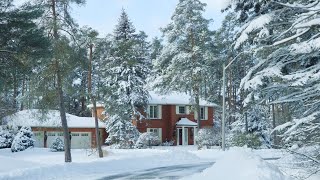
98,162 -> 214,180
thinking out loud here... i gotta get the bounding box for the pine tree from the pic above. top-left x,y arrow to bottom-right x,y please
11,126 -> 35,152
229,0 -> 320,148
105,115 -> 140,149
30,0 -> 86,162
154,0 -> 213,128
100,9 -> 150,120
0,125 -> 18,148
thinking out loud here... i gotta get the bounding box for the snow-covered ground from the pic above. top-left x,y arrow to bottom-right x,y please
0,146 -> 319,180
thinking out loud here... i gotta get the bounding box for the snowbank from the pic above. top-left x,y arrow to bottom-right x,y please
183,149 -> 292,180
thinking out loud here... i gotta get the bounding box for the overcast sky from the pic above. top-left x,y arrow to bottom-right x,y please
71,0 -> 229,39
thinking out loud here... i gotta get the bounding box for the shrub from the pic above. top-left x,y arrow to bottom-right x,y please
135,132 -> 161,149
230,133 -> 262,148
11,126 -> 35,152
195,127 -> 221,149
50,137 -> 64,152
0,125 -> 18,149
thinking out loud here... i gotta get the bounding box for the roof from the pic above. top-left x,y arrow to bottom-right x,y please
148,91 -> 216,106
2,109 -> 105,128
176,118 -> 198,127
87,103 -> 105,108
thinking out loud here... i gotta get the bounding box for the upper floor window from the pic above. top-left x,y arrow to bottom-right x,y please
200,106 -> 208,120
178,106 -> 186,114
149,105 -> 159,119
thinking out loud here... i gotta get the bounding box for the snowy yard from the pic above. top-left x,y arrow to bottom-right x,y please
0,146 -> 319,180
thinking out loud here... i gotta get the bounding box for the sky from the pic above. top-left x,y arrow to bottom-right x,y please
71,0 -> 229,39
14,0 -> 230,39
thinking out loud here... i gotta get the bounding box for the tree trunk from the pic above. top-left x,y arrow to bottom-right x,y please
51,0 -> 72,163
272,103 -> 277,145
88,43 -> 103,158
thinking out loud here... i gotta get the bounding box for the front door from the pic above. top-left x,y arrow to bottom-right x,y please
177,128 -> 188,146
183,128 -> 188,145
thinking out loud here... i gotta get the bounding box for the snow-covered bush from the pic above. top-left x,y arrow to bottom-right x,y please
50,137 -> 64,152
195,127 -> 221,149
231,133 -> 262,148
105,115 -> 140,149
135,132 -> 161,149
228,105 -> 272,149
0,125 -> 18,149
162,140 -> 174,146
11,126 -> 35,152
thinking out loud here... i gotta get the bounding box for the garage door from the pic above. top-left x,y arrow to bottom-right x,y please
33,131 -> 44,147
47,132 -> 64,148
70,132 -> 91,149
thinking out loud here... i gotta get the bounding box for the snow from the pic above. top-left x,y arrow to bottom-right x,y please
0,146 -> 311,180
176,118 -> 197,127
184,149 -> 291,180
3,109 -> 105,128
148,91 -> 216,106
235,13 -> 273,49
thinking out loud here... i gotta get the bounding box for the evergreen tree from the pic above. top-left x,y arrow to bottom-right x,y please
30,0 -> 86,162
0,125 -> 18,148
0,0 -> 49,117
11,126 -> 35,152
105,114 -> 140,149
50,137 -> 64,152
100,9 -> 150,121
229,0 -> 320,148
154,0 -> 213,128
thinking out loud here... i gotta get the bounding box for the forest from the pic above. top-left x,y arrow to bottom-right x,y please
0,0 -> 319,174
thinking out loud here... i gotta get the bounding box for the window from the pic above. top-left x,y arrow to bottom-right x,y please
81,133 -> 89,136
71,133 -> 80,136
147,128 -> 162,141
149,105 -> 158,119
178,106 -> 186,114
200,107 -> 208,120
47,132 -> 56,136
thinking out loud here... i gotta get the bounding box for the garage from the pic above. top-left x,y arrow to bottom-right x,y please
46,131 -> 64,148
70,132 -> 92,149
33,131 -> 44,147
4,109 -> 106,149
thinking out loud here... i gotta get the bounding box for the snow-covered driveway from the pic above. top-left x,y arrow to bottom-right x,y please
99,162 -> 214,180
1,146 -> 313,180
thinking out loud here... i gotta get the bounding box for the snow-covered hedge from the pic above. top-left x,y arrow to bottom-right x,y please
0,125 -> 18,149
195,127 -> 221,149
50,137 -> 64,152
135,132 -> 161,149
11,126 -> 35,152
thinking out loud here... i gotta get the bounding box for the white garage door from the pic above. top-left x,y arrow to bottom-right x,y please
70,132 -> 91,149
47,132 -> 64,148
33,131 -> 44,147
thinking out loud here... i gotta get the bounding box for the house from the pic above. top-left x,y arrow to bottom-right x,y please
3,109 -> 107,149
93,91 -> 216,146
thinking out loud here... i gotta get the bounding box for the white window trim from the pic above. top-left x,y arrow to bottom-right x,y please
147,105 -> 162,119
176,105 -> 187,114
200,106 -> 208,120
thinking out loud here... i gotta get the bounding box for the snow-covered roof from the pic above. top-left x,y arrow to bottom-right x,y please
149,91 -> 216,107
2,109 -> 105,128
176,118 -> 197,127
87,103 -> 105,108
